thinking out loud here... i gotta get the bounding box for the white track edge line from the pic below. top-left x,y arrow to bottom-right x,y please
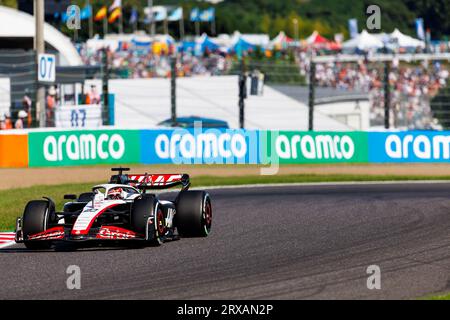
0,241 -> 16,249
191,180 -> 450,191
149,180 -> 450,194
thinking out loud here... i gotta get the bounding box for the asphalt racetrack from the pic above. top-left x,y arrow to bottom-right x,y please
1,183 -> 450,299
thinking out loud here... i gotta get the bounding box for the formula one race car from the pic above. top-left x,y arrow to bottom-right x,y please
15,168 -> 212,250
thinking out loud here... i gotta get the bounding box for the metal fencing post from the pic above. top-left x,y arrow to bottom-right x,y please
171,56 -> 177,124
238,60 -> 247,129
102,48 -> 110,126
35,0 -> 46,128
308,61 -> 316,131
384,60 -> 390,129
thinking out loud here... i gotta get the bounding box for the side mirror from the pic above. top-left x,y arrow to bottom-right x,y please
64,194 -> 77,200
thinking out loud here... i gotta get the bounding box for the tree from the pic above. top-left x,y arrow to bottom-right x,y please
5,0 -> 447,41
403,0 -> 450,38
0,0 -> 17,8
260,14 -> 271,35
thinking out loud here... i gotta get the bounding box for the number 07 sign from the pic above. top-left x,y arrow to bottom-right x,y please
38,54 -> 56,83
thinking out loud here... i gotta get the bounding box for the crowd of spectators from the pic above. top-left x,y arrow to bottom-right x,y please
3,44 -> 448,131
307,58 -> 449,129
0,91 -> 32,130
80,45 -> 234,79
0,85 -> 102,130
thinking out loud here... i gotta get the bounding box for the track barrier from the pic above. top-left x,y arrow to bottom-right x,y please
0,129 -> 450,168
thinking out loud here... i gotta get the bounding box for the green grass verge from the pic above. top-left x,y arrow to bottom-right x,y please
1,174 -> 449,231
429,293 -> 450,300
422,293 -> 450,300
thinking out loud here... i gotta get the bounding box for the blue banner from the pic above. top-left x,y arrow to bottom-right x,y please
368,131 -> 450,163
348,19 -> 358,39
129,8 -> 138,24
199,8 -> 215,22
80,5 -> 92,20
168,7 -> 183,21
140,129 -> 260,165
190,8 -> 200,22
415,18 -> 425,41
62,5 -> 91,22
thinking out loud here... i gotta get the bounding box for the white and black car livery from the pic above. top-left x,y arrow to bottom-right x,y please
15,168 -> 212,250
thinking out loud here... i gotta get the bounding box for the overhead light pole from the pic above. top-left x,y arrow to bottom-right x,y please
34,0 -> 46,128
87,0 -> 94,38
293,18 -> 299,43
148,0 -> 155,36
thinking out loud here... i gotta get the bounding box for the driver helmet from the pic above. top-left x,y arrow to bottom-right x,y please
107,187 -> 124,200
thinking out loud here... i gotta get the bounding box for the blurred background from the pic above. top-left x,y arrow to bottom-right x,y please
0,0 -> 449,132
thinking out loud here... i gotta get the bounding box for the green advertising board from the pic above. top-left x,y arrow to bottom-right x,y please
26,129 -> 371,167
260,131 -> 369,164
28,130 -> 141,167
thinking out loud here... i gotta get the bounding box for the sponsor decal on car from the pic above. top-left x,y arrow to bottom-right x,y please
28,227 -> 65,240
72,201 -> 122,235
96,226 -> 138,239
129,174 -> 183,186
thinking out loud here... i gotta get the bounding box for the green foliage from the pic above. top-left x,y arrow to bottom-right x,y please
7,0 -> 447,40
212,0 -> 448,39
0,0 -> 17,8
403,0 -> 450,40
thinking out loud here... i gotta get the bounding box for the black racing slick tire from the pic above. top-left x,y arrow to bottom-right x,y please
22,200 -> 52,250
176,191 -> 212,237
131,195 -> 165,246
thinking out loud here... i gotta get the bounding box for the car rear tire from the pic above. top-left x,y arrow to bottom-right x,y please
131,195 -> 165,246
22,200 -> 52,250
176,191 -> 212,237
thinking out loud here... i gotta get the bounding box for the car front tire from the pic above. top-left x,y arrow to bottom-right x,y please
176,191 -> 212,237
22,200 -> 53,250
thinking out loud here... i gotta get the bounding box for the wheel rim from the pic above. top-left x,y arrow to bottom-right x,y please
204,201 -> 212,230
156,209 -> 165,236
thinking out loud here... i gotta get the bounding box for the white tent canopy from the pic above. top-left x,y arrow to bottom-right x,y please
196,33 -> 210,44
105,33 -> 175,44
342,29 -> 384,50
0,6 -> 82,66
208,32 -> 270,49
230,31 -> 270,47
270,31 -> 290,47
390,28 -> 425,48
373,32 -> 390,43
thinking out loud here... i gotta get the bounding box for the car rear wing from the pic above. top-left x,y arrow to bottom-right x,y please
128,174 -> 190,191
109,168 -> 190,191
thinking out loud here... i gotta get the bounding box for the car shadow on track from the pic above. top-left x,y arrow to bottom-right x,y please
0,243 -> 155,253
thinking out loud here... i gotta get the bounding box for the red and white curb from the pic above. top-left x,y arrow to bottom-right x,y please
0,232 -> 15,249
